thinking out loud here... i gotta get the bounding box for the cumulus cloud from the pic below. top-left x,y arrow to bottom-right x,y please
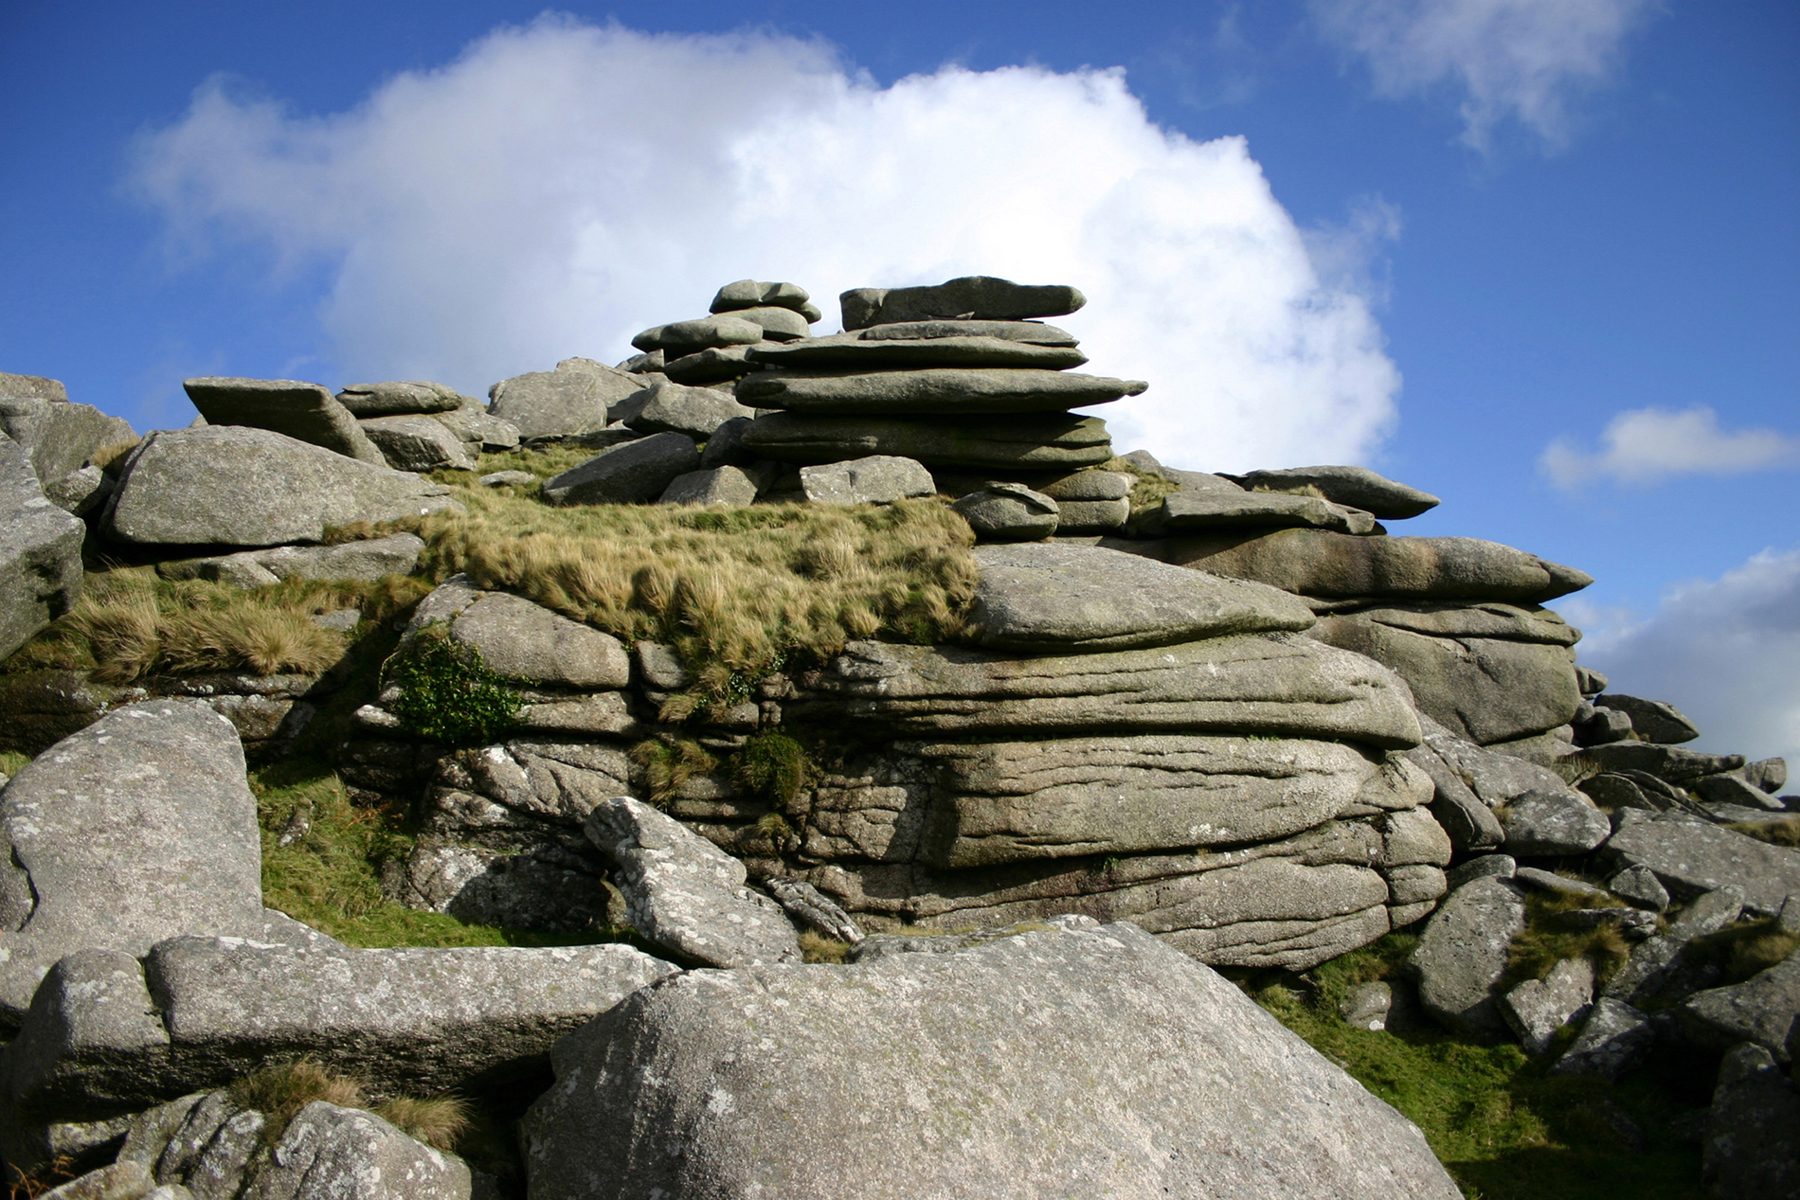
1559,548 -> 1800,771
1312,0 -> 1657,151
1540,405 -> 1800,490
130,17 -> 1400,471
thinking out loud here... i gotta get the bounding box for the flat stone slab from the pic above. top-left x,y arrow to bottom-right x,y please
1594,693 -> 1700,744
161,533 -> 426,589
747,335 -> 1090,371
1677,947 -> 1800,1055
791,634 -> 1423,749
585,797 -> 800,968
102,426 -> 459,548
967,543 -> 1315,651
489,363 -> 644,441
798,455 -> 934,506
0,398 -> 132,485
631,315 -> 763,356
743,411 -> 1114,470
737,367 -> 1145,415
0,437 -> 84,661
182,377 -> 385,465
0,701 -> 266,1023
541,432 -> 700,506
1605,813 -> 1800,914
335,381 -> 464,417
856,319 -> 1078,344
523,917 -> 1462,1200
841,276 -> 1088,328
1161,529 -> 1594,602
358,414 -> 475,472
1499,790 -> 1612,856
1225,466 -> 1440,520
620,379 -> 754,438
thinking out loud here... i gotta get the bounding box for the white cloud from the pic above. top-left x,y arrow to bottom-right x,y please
1312,0 -> 1657,151
129,17 -> 1400,472
1560,548 -> 1800,773
1540,405 -> 1800,490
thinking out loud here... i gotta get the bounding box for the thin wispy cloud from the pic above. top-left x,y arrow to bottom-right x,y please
1561,547 -> 1800,769
1311,0 -> 1659,151
129,17 -> 1400,471
1540,405 -> 1800,490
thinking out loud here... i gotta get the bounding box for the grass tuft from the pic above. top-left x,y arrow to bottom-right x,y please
371,1096 -> 473,1152
1686,918 -> 1800,985
630,738 -> 717,808
1728,815 -> 1800,847
1505,889 -> 1635,990
798,930 -> 850,963
229,1058 -> 367,1144
730,729 -> 815,813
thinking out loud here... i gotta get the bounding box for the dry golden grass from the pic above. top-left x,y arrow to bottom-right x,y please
1506,888 -> 1636,988
87,438 -> 141,472
372,1096 -> 473,1151
1103,455 -> 1179,516
798,930 -> 851,963
1730,815 -> 1800,847
630,738 -> 718,806
400,474 -> 977,705
229,1057 -> 367,1141
7,568 -> 429,683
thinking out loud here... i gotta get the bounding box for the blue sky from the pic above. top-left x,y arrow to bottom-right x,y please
3,1 -> 1796,765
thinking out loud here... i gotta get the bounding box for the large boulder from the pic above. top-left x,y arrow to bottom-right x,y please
0,398 -> 133,486
522,916 -> 1461,1200
1409,875 -> 1528,1038
797,455 -> 934,506
746,332 -> 1089,371
966,543 -> 1315,652
709,278 -> 815,316
182,377 -> 385,466
102,427 -> 458,548
408,585 -> 630,690
334,380 -> 464,416
584,797 -> 800,968
0,437 -> 84,662
736,367 -> 1146,414
790,635 -> 1424,749
1154,529 -> 1593,602
1159,491 -> 1377,536
0,373 -> 67,402
620,379 -> 754,438
1605,812 -> 1800,915
742,411 -> 1114,470
0,701 -> 265,1023
1703,1043 -> 1800,1198
1223,466 -> 1440,520
1593,692 -> 1701,744
488,362 -> 644,441
540,433 -> 700,506
950,482 -> 1059,541
1676,947 -> 1800,1057
357,414 -> 475,472
841,276 -> 1088,328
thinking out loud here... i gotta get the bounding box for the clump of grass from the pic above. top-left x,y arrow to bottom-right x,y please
755,811 -> 798,843
1687,918 -> 1800,985
397,472 -> 977,710
87,438 -> 141,472
730,729 -> 815,813
229,1058 -> 367,1144
1103,455 -> 1179,517
630,738 -> 718,807
1505,888 -> 1634,990
798,930 -> 850,963
382,627 -> 522,746
1729,815 -> 1800,847
371,1096 -> 473,1152
5,568 -> 428,683
0,750 -> 29,779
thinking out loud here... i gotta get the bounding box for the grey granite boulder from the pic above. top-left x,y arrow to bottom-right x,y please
746,332 -> 1089,371
0,372 -> 67,402
737,367 -> 1145,414
1704,1043 -> 1800,1198
855,319 -> 1080,345
658,465 -> 761,507
951,482 -> 1059,541
661,344 -> 768,385
0,437 -> 84,662
1500,958 -> 1595,1054
791,635 -> 1424,748
1224,466 -> 1440,520
0,701 -> 265,1023
718,305 -> 810,340
1607,864 -> 1671,911
1593,693 -> 1700,743
102,427 -> 458,548
1409,875 -> 1528,1038
1552,997 -> 1655,1079
966,543 -> 1314,652
743,410 -> 1113,469
541,432 -> 700,506
1161,491 -> 1377,535
631,316 -> 763,356
522,916 -> 1461,1200
1405,740 -> 1507,853
620,379 -> 754,438
1605,814 -> 1800,914
430,591 -> 630,689
1677,946 -> 1800,1057
584,797 -> 800,968
41,465 -> 109,516
1415,713 -> 1578,808
841,276 -> 1088,328
334,380 -> 463,417
0,398 -> 132,486
709,278 -> 813,315
1499,790 -> 1612,856
1666,885 -> 1746,940
1162,529 -> 1593,602
1695,771 -> 1787,811
160,533 -> 425,589
257,1101 -> 472,1200
1578,740 -> 1744,783
182,378 -> 384,466
797,455 -> 933,506
430,401 -> 520,452
488,362 -> 643,441
357,414 -> 475,472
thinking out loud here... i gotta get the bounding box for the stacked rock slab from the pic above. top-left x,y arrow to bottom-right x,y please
737,278 -> 1144,510
337,380 -> 521,470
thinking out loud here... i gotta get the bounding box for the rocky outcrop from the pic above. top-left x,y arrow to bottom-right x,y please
0,437 -> 84,662
183,378 -> 386,466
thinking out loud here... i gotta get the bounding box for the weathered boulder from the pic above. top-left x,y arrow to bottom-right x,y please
1607,864 -> 1671,911
1593,692 -> 1700,744
409,588 -> 630,690
1306,603 -> 1582,745
709,278 -> 815,316
715,305 -> 811,340
160,533 -> 425,589
0,701 -> 265,1023
658,465 -> 761,507
790,634 -> 1424,748
1155,529 -> 1593,602
951,482 -> 1059,541
1578,741 -> 1744,783
620,379 -> 754,438
1552,998 -> 1655,1079
540,432 -> 700,506
1410,876 -> 1528,1038
1605,814 -> 1800,914
742,410 -> 1113,470
1666,885 -> 1746,940
1498,790 -> 1612,856
1415,714 -> 1578,808
797,455 -> 933,506
737,367 -> 1145,415
1405,740 -> 1507,852
334,380 -> 463,417
430,401 -> 520,452
631,316 -> 763,356
1160,491 -> 1376,535
966,543 -> 1315,652
522,917 -> 1461,1200
841,276 -> 1088,328
102,427 -> 458,548
488,363 -> 643,441
1703,1043 -> 1800,1198
1677,947 -> 1800,1057
746,332 -> 1089,371
1694,771 -> 1787,811
584,797 -> 800,968
0,373 -> 67,402
0,398 -> 132,486
391,840 -> 609,932
854,319 -> 1080,345
0,437 -> 84,662
1224,466 -> 1440,520
181,378 -> 384,466
1500,958 -> 1595,1054
357,414 -> 475,472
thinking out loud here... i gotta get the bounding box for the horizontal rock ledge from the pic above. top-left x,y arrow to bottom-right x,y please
736,367 -> 1145,414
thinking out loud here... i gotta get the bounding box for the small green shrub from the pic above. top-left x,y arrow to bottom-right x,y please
382,627 -> 521,747
730,729 -> 814,813
629,738 -> 717,808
